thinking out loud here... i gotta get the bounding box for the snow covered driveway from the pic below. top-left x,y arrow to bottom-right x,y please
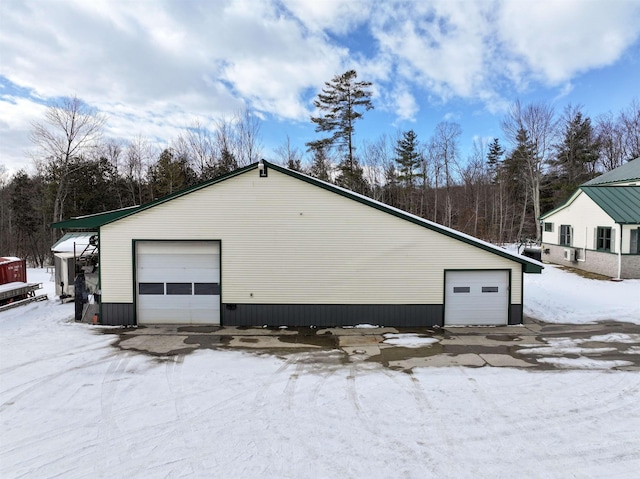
1,308 -> 639,477
1,267 -> 639,478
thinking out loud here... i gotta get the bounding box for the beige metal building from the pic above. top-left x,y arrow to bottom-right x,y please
54,161 -> 542,327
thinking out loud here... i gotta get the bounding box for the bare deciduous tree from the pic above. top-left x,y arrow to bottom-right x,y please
431,121 -> 462,227
235,109 -> 263,167
30,96 -> 106,240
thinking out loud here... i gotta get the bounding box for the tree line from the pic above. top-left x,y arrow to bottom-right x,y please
1,70 -> 638,266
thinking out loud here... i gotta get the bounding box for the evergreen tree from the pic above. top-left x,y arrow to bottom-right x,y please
10,171 -> 44,265
308,145 -> 332,182
394,130 -> 421,187
216,147 -> 238,176
306,70 -> 373,192
501,128 -> 536,240
486,138 -> 504,183
551,107 -> 599,203
148,149 -> 194,198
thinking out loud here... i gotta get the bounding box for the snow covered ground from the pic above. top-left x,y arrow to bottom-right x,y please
1,267 -> 639,478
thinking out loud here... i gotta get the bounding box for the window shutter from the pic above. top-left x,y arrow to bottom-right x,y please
610,228 -> 615,252
593,228 -> 598,249
631,229 -> 639,254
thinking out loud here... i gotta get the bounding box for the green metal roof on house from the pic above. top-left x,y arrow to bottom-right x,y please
52,160 -> 543,273
581,186 -> 640,223
582,157 -> 640,186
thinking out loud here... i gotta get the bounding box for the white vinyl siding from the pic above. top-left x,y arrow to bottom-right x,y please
100,168 -> 523,306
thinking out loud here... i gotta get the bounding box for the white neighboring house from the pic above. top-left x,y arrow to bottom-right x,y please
540,157 -> 640,279
53,161 -> 543,327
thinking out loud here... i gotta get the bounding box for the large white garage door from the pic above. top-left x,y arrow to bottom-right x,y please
444,270 -> 509,326
136,241 -> 220,325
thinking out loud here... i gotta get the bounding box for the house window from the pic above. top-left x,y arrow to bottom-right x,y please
544,222 -> 553,232
596,227 -> 612,251
630,228 -> 639,254
560,225 -> 572,246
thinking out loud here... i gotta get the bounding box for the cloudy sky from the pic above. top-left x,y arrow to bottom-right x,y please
1,0 -> 639,174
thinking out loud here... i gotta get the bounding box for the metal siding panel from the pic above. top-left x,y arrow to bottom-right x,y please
101,302 -> 135,326
100,169 -> 523,306
221,304 -> 443,328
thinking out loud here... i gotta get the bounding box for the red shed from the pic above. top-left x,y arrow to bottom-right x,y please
0,257 -> 27,285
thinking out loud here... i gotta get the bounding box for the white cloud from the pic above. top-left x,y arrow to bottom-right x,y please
390,83 -> 419,122
1,0 -> 639,172
498,0 -> 640,84
0,96 -> 46,174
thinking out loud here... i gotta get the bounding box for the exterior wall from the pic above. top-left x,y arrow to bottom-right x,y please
621,255 -> 640,278
541,192 -> 618,252
99,168 -> 525,324
541,191 -> 640,278
543,245 -> 618,277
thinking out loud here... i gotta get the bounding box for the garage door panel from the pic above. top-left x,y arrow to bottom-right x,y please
138,254 -> 219,271
445,271 -> 508,326
137,242 -> 219,255
138,267 -> 220,283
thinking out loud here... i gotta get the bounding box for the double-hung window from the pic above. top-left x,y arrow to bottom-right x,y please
596,227 -> 612,252
559,225 -> 572,246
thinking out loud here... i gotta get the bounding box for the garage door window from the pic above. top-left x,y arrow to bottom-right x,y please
167,283 -> 193,295
482,286 -> 499,293
453,286 -> 470,293
194,283 -> 220,295
139,283 -> 164,295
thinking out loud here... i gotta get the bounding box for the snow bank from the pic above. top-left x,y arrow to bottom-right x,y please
524,264 -> 640,324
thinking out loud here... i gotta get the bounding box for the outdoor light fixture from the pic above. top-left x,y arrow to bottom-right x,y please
258,159 -> 268,177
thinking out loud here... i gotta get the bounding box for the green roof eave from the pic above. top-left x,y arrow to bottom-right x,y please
51,206 -> 141,229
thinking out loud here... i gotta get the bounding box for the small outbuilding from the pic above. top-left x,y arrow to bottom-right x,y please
53,161 -> 542,327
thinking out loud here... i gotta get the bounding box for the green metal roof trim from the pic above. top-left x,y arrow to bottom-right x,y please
52,160 -> 543,273
581,186 -> 640,223
582,157 -> 640,186
51,206 -> 140,229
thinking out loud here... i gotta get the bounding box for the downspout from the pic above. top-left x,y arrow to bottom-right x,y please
616,223 -> 623,280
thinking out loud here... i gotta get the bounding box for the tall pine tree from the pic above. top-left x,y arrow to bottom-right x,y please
306,70 -> 373,193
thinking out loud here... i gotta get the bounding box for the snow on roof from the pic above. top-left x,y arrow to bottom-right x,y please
0,256 -> 22,264
0,257 -> 22,265
51,232 -> 97,253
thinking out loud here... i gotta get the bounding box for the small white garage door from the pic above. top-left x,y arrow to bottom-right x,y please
444,270 -> 509,326
136,241 -> 220,325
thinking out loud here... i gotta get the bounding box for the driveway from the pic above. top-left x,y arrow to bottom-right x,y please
100,317 -> 640,371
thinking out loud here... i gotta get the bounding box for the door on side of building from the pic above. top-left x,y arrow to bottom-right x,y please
136,241 -> 220,325
444,270 -> 509,326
